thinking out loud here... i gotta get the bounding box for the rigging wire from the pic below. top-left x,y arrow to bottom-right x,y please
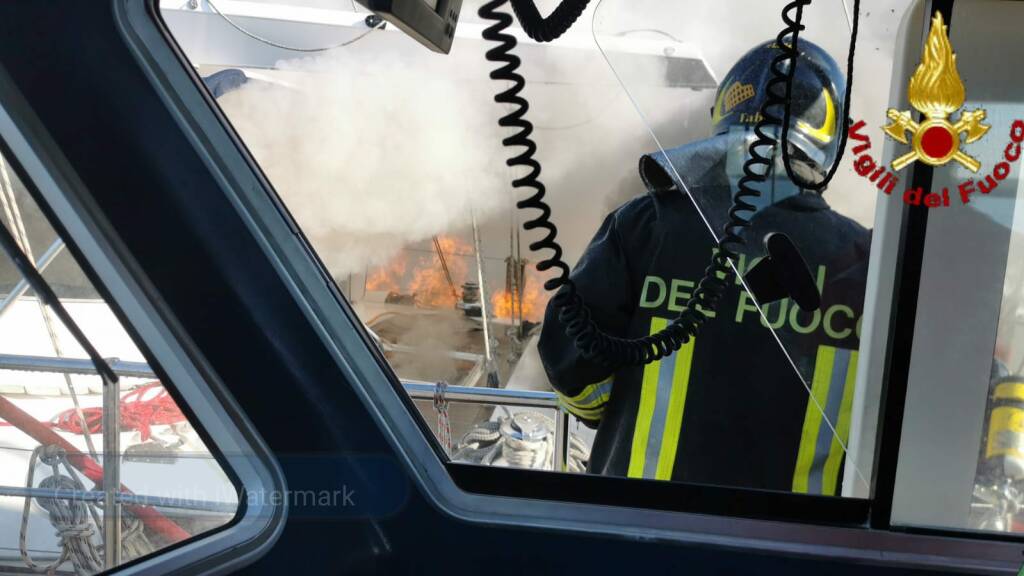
0,157 -> 99,460
432,236 -> 460,300
205,0 -> 384,53
0,214 -> 118,387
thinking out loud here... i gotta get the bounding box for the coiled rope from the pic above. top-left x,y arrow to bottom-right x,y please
433,381 -> 453,456
50,383 -> 185,443
19,446 -> 103,575
18,445 -> 154,575
452,412 -> 589,472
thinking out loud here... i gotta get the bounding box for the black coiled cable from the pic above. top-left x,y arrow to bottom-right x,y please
478,0 -> 857,367
778,0 -> 861,191
508,0 -> 591,42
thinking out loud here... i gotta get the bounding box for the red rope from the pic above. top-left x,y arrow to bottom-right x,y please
49,382 -> 186,441
0,382 -> 187,442
0,392 -> 191,542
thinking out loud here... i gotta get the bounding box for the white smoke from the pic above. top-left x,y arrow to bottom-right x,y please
205,7 -> 718,284
216,34 -> 511,277
214,33 -> 671,290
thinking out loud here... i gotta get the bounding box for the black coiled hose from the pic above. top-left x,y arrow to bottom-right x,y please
478,0 -> 857,367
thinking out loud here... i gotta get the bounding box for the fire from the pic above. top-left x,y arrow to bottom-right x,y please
491,271 -> 549,322
366,236 -> 551,319
908,12 -> 965,118
365,257 -> 406,294
365,235 -> 471,308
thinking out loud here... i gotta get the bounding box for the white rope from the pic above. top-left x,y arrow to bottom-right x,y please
433,381 -> 453,456
453,421 -> 504,465
117,514 -> 154,563
18,446 -> 154,575
19,446 -> 103,576
452,412 -> 590,472
206,0 -> 383,53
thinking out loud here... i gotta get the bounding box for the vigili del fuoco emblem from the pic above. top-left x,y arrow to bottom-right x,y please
883,11 -> 989,172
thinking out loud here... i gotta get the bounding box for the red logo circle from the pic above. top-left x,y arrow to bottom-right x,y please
921,125 -> 955,159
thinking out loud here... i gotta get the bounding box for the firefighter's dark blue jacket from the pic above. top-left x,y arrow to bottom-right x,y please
538,137 -> 871,494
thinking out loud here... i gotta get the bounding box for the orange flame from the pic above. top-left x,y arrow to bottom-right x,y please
366,235 -> 471,308
365,257 -> 406,294
908,12 -> 965,118
490,271 -> 549,322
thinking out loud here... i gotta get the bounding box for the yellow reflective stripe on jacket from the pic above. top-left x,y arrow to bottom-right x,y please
822,353 -> 858,495
557,376 -> 613,421
628,316 -> 695,481
561,376 -> 613,410
656,340 -> 694,480
792,346 -> 858,495
557,399 -> 606,421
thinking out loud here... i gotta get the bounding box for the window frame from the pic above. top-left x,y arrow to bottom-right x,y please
0,51 -> 287,576
126,0 -> 1024,571
877,0 -> 1024,538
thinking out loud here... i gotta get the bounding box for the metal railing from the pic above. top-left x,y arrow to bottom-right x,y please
0,353 -> 155,379
0,239 -> 64,320
402,380 -> 569,470
0,352 -> 572,516
0,485 -> 237,514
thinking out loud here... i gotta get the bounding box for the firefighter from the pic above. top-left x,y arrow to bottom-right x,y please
538,39 -> 871,495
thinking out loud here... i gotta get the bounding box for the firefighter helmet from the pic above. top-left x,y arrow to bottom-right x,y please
711,39 -> 846,187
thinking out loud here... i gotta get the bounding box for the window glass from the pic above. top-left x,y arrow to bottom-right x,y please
0,147 -> 239,573
160,0 -> 910,498
589,0 -> 918,496
892,0 -> 1024,536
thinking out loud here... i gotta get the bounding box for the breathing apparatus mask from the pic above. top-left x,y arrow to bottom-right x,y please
719,39 -> 847,212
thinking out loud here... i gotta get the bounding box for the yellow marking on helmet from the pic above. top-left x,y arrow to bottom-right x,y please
712,81 -> 756,127
711,84 -> 732,127
797,88 -> 837,144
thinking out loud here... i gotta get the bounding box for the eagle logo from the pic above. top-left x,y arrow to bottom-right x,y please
883,11 -> 989,172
